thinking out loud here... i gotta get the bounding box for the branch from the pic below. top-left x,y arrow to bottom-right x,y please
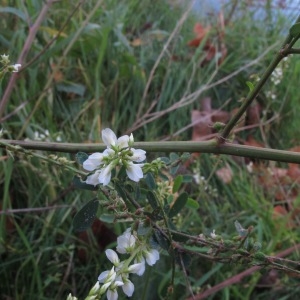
2,138 -> 300,164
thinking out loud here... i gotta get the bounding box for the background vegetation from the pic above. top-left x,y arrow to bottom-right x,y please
1,0 -> 300,299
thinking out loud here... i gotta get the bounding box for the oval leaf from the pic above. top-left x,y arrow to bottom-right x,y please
186,198 -> 200,209
168,192 -> 188,218
75,152 -> 89,165
172,175 -> 183,193
73,198 -> 99,232
145,172 -> 156,189
147,190 -> 158,209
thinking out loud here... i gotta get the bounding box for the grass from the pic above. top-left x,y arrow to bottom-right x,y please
1,0 -> 300,299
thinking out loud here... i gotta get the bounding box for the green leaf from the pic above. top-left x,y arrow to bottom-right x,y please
182,174 -> 193,183
168,192 -> 188,218
75,152 -> 88,165
160,156 -> 170,164
145,172 -> 156,189
147,190 -> 158,209
73,198 -> 99,232
159,172 -> 169,181
186,198 -> 200,209
172,175 -> 183,193
246,81 -> 255,92
171,231 -> 190,243
169,152 -> 179,162
180,152 -> 191,161
154,229 -> 170,251
114,182 -> 127,201
99,214 -> 115,223
170,164 -> 180,175
290,23 -> 300,38
73,175 -> 98,191
137,223 -> 151,236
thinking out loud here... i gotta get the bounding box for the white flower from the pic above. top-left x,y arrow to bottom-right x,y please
84,128 -> 146,186
11,63 -> 21,72
106,280 -> 124,300
128,261 -> 145,276
144,248 -> 160,266
83,152 -> 105,171
107,288 -> 119,300
126,162 -> 144,182
116,229 -> 136,254
210,229 -> 217,239
106,249 -> 120,266
121,277 -> 134,297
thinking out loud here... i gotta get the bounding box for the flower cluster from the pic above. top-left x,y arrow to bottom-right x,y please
81,228 -> 160,300
0,54 -> 21,73
83,128 -> 146,186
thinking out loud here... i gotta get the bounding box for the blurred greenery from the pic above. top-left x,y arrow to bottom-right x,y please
1,0 -> 300,299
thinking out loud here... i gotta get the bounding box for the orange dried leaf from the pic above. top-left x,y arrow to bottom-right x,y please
187,22 -> 210,47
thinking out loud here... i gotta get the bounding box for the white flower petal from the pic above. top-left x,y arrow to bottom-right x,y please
12,63 -> 21,72
98,267 -> 116,283
117,135 -> 129,149
99,163 -> 114,185
128,261 -> 145,276
122,279 -> 134,297
98,270 -> 110,283
86,170 -> 101,186
126,163 -> 144,182
145,249 -> 160,266
103,148 -> 115,156
107,289 -> 118,300
83,152 -> 104,171
116,229 -> 136,254
105,249 -> 120,265
102,128 -> 117,147
128,148 -> 146,162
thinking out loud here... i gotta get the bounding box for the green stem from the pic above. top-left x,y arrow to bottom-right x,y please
2,138 -> 300,164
